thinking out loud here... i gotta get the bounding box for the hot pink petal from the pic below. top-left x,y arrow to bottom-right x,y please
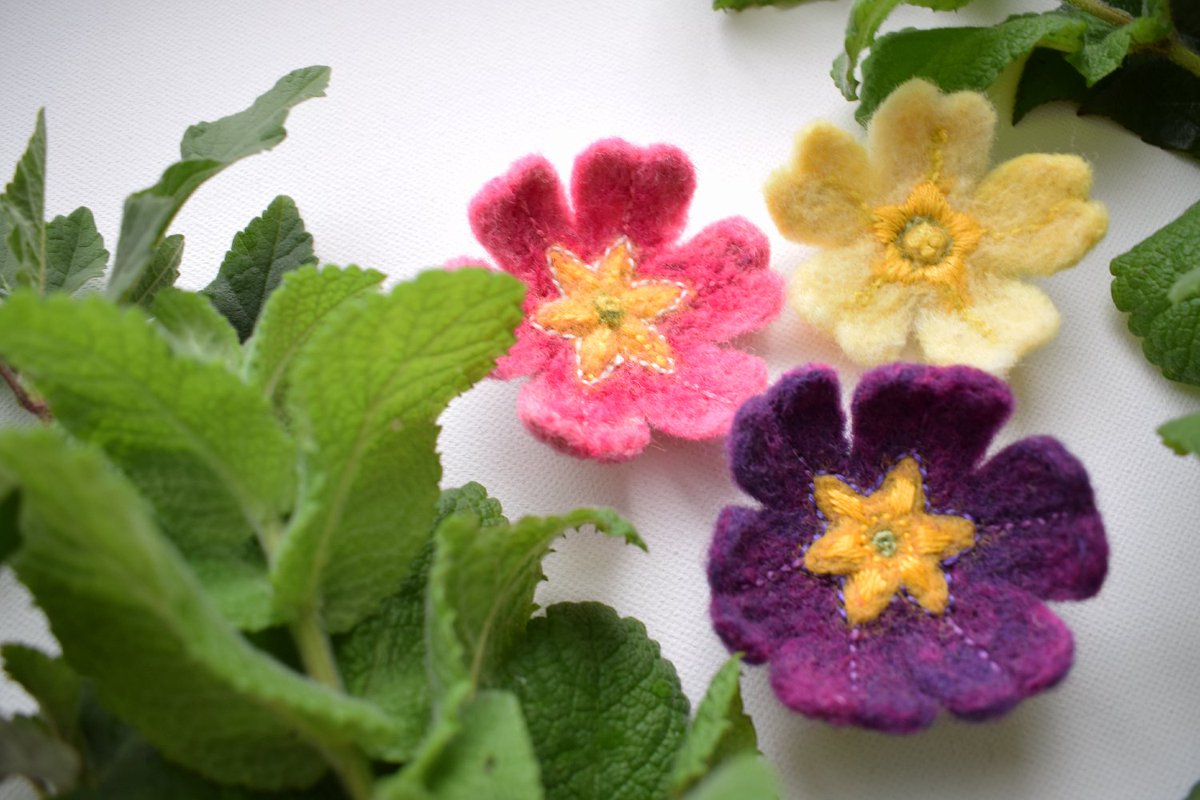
644,217 -> 783,344
638,343 -> 767,440
494,321 -> 560,380
515,351 -> 650,462
468,155 -> 578,300
570,139 -> 695,256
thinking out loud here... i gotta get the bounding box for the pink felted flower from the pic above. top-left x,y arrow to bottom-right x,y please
467,139 -> 784,462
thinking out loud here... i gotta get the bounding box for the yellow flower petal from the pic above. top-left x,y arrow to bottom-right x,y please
804,518 -> 869,575
765,122 -> 874,247
867,79 -> 996,204
844,566 -> 902,626
547,246 -> 599,295
617,317 -> 674,373
872,457 -> 924,517
814,474 -> 869,522
909,514 -> 976,558
969,154 -> 1108,278
898,558 -> 950,615
576,327 -> 621,383
622,282 -> 686,319
595,238 -> 637,291
914,274 -> 1060,376
534,295 -> 597,337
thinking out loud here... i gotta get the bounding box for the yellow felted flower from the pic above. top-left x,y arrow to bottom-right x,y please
765,79 -> 1108,374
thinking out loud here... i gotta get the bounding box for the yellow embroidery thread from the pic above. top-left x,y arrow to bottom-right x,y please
805,457 -> 975,626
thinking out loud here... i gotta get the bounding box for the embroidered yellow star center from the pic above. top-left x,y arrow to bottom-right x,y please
804,457 -> 975,626
533,237 -> 688,385
871,182 -> 983,307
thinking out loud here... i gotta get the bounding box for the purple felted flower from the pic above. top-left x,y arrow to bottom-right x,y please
708,363 -> 1108,732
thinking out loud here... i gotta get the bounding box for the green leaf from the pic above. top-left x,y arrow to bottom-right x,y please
0,109 -> 47,292
833,0 -> 975,100
124,234 -> 183,308
1111,199 -> 1200,384
201,196 -> 315,342
0,488 -> 20,564
108,67 -> 329,301
2,646 -> 81,742
1185,780 -> 1200,800
0,430 -> 403,789
1064,1 -> 1172,85
0,715 -> 80,792
1076,54 -> 1200,159
497,602 -> 688,800
244,264 -> 384,408
150,288 -> 241,369
0,292 -> 296,628
334,484 -> 507,761
272,268 -> 524,634
1159,412 -> 1200,455
680,753 -> 778,800
1013,47 -> 1089,122
0,212 -> 15,295
429,508 -> 643,698
856,12 -> 1086,123
375,691 -> 543,800
45,208 -> 109,295
668,656 -> 758,797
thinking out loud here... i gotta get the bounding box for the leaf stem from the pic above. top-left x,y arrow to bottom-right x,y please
1166,38 -> 1200,77
1062,0 -> 1200,78
1063,0 -> 1131,27
0,363 -> 52,422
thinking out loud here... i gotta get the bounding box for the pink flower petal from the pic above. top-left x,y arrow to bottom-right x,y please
638,343 -> 768,440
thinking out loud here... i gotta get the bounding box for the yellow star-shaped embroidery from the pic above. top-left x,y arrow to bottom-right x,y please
533,237 -> 688,385
804,457 -> 975,626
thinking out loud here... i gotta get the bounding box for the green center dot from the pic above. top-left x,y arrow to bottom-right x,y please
872,529 -> 898,558
594,295 -> 625,328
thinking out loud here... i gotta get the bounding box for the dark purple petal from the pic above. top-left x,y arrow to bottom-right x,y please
770,620 -> 937,733
956,436 -> 1108,601
849,364 -> 1012,502
727,366 -> 849,512
708,505 -> 837,663
904,580 -> 1074,720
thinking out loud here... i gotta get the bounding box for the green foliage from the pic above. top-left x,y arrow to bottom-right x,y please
1159,412 -> 1200,456
45,208 -> 109,296
1111,199 -> 1200,386
124,234 -> 184,307
0,109 -> 47,293
150,288 -> 241,368
681,753 -> 779,800
668,656 -> 758,797
2,646 -> 82,743
109,66 -> 329,301
202,195 -> 315,342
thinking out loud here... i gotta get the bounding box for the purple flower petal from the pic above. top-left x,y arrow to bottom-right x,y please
849,364 -> 1012,501
728,367 -> 848,512
956,436 -> 1108,600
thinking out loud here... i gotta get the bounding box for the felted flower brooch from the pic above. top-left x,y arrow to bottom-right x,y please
468,138 -> 784,462
765,79 -> 1108,375
708,364 -> 1108,732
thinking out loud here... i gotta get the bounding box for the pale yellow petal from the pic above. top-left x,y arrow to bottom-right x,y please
534,295 -> 597,337
898,557 -> 950,615
910,514 -> 976,558
576,328 -> 621,383
845,566 -> 902,626
914,275 -> 1060,376
596,238 -> 637,291
970,154 -> 1108,278
623,281 -> 686,319
868,79 -> 996,204
765,122 -> 874,247
804,519 -> 870,575
813,474 -> 869,523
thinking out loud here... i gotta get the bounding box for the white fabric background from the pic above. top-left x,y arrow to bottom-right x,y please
1,1 -> 1199,798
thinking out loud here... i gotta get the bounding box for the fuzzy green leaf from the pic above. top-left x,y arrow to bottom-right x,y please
1064,0 -> 1172,85
429,508 -> 643,698
681,753 -> 778,800
109,67 -> 329,300
124,234 -> 184,308
0,431 -> 402,789
0,292 -> 295,628
668,656 -> 758,797
857,12 -> 1086,123
1112,199 -> 1200,384
244,264 -> 384,408
1013,47 -> 1088,122
1159,412 -> 1200,455
0,715 -> 80,792
2,646 -> 81,743
45,208 -> 109,295
0,213 -> 14,295
150,288 -> 240,368
272,268 -> 524,634
201,196 -> 315,342
1077,55 -> 1200,159
497,602 -> 688,800
1,109 -> 47,293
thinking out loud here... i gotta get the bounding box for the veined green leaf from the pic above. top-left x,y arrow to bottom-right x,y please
1159,412 -> 1200,456
668,656 -> 758,797
1,109 -> 47,293
125,234 -> 184,308
1064,0 -> 1172,85
681,753 -> 779,800
244,264 -> 384,409
272,268 -> 524,634
0,431 -> 402,789
0,212 -> 14,295
150,288 -> 240,369
109,67 -> 329,301
202,196 -> 315,342
2,646 -> 81,743
45,208 -> 108,295
497,602 -> 687,800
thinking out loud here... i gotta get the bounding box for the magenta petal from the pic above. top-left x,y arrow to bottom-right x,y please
728,366 -> 848,512
905,581 -> 1074,720
638,344 -> 767,440
493,321 -> 557,380
957,436 -> 1108,601
644,217 -> 783,343
468,155 -> 577,300
708,506 -> 839,663
849,364 -> 1012,500
515,352 -> 649,462
570,139 -> 695,254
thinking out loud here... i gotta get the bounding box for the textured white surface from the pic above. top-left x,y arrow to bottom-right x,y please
2,1 -> 1199,798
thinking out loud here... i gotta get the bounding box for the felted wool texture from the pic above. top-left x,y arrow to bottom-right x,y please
708,363 -> 1108,733
466,138 -> 785,462
766,79 -> 1108,376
